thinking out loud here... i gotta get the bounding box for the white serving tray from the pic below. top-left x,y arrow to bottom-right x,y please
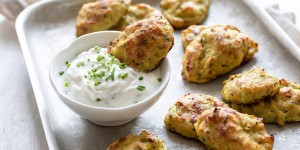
16,0 -> 300,149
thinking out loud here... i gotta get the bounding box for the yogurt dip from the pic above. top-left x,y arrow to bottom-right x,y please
59,46 -> 161,108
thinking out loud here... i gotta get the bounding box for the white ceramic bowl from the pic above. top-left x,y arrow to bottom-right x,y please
49,31 -> 170,126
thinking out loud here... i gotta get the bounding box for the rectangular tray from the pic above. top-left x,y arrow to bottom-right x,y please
16,0 -> 300,149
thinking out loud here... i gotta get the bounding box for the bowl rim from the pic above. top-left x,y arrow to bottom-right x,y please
49,31 -> 171,111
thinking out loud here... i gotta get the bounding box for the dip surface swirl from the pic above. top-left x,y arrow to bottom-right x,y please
60,46 -> 161,108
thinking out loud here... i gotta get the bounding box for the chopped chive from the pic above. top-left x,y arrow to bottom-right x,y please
93,73 -> 98,78
59,70 -> 64,76
96,98 -> 101,101
138,76 -> 143,80
111,56 -> 115,63
110,68 -> 116,81
92,68 -> 98,72
101,71 -> 105,77
158,78 -> 162,82
65,82 -> 69,87
97,55 -> 104,61
94,46 -> 101,52
76,61 -> 84,67
136,85 -> 145,91
97,73 -> 101,77
90,64 -> 94,67
94,80 -> 100,86
84,75 -> 87,78
65,61 -> 71,68
88,70 -> 91,74
119,63 -> 126,69
122,73 -> 128,79
108,66 -> 111,71
103,62 -> 111,70
87,58 -> 90,62
107,62 -> 112,67
118,73 -> 128,79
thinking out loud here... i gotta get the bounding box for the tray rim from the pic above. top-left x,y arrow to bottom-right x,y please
15,1 -> 63,150
15,0 -> 300,149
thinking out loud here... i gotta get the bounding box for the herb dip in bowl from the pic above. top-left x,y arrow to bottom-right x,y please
49,31 -> 170,126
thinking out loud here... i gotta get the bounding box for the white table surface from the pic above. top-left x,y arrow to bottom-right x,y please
255,0 -> 300,27
0,1 -> 299,150
0,14 -> 47,149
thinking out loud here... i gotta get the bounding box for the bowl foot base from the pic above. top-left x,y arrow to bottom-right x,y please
88,118 -> 134,126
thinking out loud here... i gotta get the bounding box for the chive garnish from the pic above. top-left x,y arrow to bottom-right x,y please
96,73 -> 101,77
92,68 -> 98,72
96,98 -> 101,101
139,76 -> 143,80
76,61 -> 84,67
65,61 -> 71,68
101,71 -> 105,77
119,63 -> 126,69
97,55 -> 104,61
111,57 -> 115,63
122,73 -> 128,79
59,70 -> 64,76
65,82 -> 69,87
106,62 -> 112,67
93,73 -> 98,78
158,78 -> 162,82
94,46 -> 101,52
110,68 -> 116,81
136,85 -> 145,91
118,73 -> 128,79
94,80 -> 100,86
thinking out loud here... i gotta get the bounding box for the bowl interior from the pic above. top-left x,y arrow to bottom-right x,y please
49,31 -> 171,111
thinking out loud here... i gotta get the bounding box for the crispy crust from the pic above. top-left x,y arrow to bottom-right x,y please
75,0 -> 131,37
160,0 -> 210,29
113,3 -> 163,31
107,16 -> 174,72
182,25 -> 258,83
107,130 -> 168,150
164,93 -> 228,139
232,79 -> 300,125
222,67 -> 280,104
195,107 -> 274,150
181,25 -> 207,49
